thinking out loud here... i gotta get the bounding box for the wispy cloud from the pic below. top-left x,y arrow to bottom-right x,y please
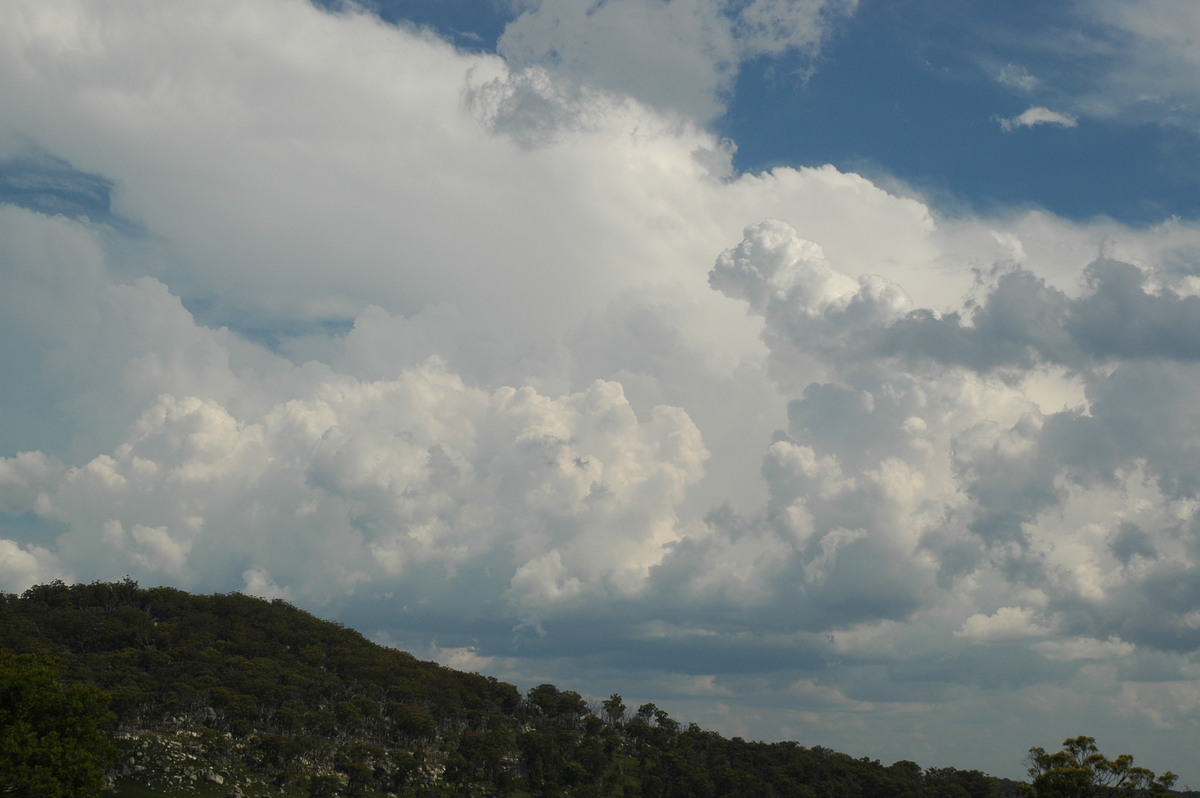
996,63 -> 1039,92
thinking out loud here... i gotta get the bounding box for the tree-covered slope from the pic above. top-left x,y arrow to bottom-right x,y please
1,580 -> 1020,797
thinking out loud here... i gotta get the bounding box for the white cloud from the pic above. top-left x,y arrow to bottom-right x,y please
996,63 -> 1039,92
0,539 -> 65,589
0,451 -> 64,515
999,106 -> 1079,132
4,329 -> 709,611
957,607 -> 1052,641
709,219 -> 863,316
241,567 -> 293,602
129,523 -> 191,578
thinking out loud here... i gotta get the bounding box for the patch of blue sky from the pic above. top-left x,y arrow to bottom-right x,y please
719,0 -> 1200,224
722,57 -> 1200,224
0,511 -> 64,545
181,293 -> 356,356
311,0 -> 509,50
0,147 -> 140,232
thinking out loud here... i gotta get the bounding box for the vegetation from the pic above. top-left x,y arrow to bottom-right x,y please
1022,736 -> 1177,798
0,651 -> 116,797
0,580 -> 1169,797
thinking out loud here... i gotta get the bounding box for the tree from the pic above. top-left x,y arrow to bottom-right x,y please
1022,735 -> 1177,798
527,683 -> 562,717
0,653 -> 116,797
602,693 -> 626,725
652,708 -> 679,734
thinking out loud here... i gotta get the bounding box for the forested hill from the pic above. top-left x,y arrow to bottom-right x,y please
1,580 -> 1019,797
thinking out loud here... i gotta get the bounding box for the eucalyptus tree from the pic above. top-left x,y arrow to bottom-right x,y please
1022,735 -> 1177,798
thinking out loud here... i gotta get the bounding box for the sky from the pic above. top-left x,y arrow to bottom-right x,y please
3,0 -> 1200,783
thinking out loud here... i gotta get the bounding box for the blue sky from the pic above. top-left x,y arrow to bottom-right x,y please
4,0 -> 1200,784
722,0 -> 1200,223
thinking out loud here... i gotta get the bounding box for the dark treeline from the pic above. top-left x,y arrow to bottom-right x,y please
1,579 -> 1021,797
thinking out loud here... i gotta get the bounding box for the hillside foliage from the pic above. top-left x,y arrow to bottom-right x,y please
0,650 -> 115,797
1,580 -> 1025,796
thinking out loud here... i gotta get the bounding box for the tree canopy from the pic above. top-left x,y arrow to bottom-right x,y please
0,652 -> 115,797
1021,735 -> 1177,798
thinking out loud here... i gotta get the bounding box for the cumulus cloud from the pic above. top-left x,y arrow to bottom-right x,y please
688,227 -> 1200,761
0,540 -> 64,589
998,106 -> 1079,131
957,607 -> 1052,641
3,358 -> 706,620
4,0 -> 1200,782
705,218 -> 1200,666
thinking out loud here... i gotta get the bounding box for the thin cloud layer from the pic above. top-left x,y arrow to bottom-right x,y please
981,0 -> 1200,137
2,0 -> 1200,782
1083,0 -> 1200,126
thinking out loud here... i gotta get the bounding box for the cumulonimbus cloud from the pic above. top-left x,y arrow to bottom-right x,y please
4,0 -> 1200,780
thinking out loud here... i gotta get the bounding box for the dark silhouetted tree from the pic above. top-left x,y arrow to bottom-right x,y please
1022,735 -> 1176,798
602,692 -> 626,725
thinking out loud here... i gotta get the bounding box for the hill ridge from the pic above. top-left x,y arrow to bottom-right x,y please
2,579 -> 1018,797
